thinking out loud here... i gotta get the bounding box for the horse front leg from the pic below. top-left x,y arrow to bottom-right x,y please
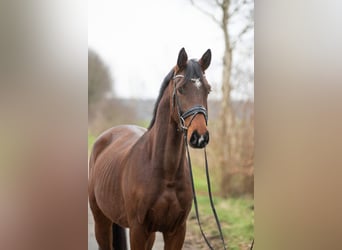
89,197 -> 113,250
163,224 -> 186,250
129,225 -> 155,250
146,232 -> 156,249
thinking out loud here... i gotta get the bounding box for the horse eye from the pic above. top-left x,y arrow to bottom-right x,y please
178,86 -> 185,94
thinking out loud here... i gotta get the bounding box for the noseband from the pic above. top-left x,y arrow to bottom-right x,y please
172,74 -> 208,132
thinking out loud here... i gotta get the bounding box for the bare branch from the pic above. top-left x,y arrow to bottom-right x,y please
189,0 -> 221,26
231,22 -> 253,49
238,22 -> 253,38
229,0 -> 254,19
214,0 -> 223,7
229,0 -> 248,18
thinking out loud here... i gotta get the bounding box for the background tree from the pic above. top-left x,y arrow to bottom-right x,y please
88,49 -> 113,120
190,0 -> 254,197
88,49 -> 137,134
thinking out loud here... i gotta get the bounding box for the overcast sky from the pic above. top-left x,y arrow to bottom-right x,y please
88,0 -> 253,100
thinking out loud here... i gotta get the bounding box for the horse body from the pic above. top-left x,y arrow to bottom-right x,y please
89,125 -> 147,228
89,115 -> 192,249
89,48 -> 212,250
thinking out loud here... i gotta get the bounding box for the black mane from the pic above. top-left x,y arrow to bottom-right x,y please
147,59 -> 204,130
147,68 -> 174,129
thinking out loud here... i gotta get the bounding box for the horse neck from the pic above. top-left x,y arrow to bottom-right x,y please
148,96 -> 185,179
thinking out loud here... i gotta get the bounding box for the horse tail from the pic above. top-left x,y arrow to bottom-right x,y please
112,223 -> 127,250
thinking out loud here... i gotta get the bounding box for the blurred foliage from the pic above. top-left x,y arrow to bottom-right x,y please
88,48 -> 136,135
88,98 -> 137,135
88,134 -> 96,154
88,49 -> 112,119
88,49 -> 112,105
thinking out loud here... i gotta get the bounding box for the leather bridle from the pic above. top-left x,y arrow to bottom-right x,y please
172,74 -> 208,132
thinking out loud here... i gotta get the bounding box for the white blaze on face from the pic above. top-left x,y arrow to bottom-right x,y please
192,78 -> 202,89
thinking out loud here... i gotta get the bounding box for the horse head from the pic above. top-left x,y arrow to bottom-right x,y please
171,48 -> 212,148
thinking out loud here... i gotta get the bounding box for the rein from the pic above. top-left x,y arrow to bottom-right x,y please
184,136 -> 227,250
172,75 -> 227,250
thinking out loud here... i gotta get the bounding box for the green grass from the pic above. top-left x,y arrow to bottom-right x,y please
88,134 -> 96,154
191,162 -> 220,195
188,164 -> 254,249
88,134 -> 254,249
188,196 -> 254,249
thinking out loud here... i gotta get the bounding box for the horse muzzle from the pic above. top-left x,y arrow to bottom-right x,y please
189,129 -> 209,148
179,105 -> 209,149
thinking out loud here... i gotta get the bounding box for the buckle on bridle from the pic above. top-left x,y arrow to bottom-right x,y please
179,116 -> 187,131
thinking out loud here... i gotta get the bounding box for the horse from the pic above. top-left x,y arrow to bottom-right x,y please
88,47 -> 212,250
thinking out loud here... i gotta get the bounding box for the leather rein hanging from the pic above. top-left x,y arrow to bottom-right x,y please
172,74 -> 227,250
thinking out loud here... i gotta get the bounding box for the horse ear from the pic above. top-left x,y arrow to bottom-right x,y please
199,49 -> 211,71
177,48 -> 188,70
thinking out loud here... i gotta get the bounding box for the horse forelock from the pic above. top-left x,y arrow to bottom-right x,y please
184,59 -> 204,82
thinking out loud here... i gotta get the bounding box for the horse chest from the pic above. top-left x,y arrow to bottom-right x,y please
146,189 -> 191,232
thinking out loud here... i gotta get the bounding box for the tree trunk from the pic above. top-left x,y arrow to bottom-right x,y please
219,0 -> 236,197
190,0 -> 254,197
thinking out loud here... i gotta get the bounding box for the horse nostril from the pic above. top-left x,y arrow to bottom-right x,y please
189,130 -> 209,148
190,131 -> 199,146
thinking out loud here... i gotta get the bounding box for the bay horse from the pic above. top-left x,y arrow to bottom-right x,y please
89,48 -> 212,250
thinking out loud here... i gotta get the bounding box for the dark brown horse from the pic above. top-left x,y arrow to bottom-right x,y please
89,48 -> 212,250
